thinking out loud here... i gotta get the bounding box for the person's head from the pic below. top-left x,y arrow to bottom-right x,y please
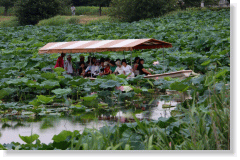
67,55 -> 72,61
92,57 -> 96,63
95,60 -> 100,66
61,53 -> 66,57
115,61 -> 121,67
106,58 -> 110,62
110,60 -> 115,66
134,57 -> 140,63
121,59 -> 127,67
87,56 -> 91,61
116,59 -> 120,62
100,57 -> 105,62
100,61 -> 104,67
139,59 -> 144,65
104,61 -> 108,67
80,56 -> 84,62
88,59 -> 94,65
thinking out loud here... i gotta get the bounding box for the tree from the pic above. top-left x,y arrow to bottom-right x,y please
0,0 -> 16,16
15,0 -> 70,25
91,0 -> 111,16
183,0 -> 202,7
110,0 -> 177,22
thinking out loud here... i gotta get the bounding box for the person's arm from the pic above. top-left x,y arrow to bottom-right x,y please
142,68 -> 151,75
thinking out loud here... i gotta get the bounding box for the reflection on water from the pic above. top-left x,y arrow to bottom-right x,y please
0,100 -> 179,144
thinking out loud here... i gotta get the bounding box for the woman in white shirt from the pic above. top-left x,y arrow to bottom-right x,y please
114,60 -> 124,75
121,59 -> 134,78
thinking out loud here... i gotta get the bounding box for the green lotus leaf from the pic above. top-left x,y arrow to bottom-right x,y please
40,80 -> 60,90
52,130 -> 78,143
26,80 -> 41,89
69,78 -> 88,86
15,62 -> 28,70
36,95 -> 55,104
41,72 -> 57,80
6,78 -> 28,85
80,94 -> 98,101
52,88 -> 72,96
19,134 -> 39,144
99,80 -> 120,89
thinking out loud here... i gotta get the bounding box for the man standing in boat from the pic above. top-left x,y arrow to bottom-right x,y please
54,53 -> 65,68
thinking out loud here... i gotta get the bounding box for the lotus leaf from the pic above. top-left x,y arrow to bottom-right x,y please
40,80 -> 60,90
80,94 -> 98,101
52,88 -> 72,96
99,80 -> 120,89
36,95 -> 55,104
19,134 -> 39,144
41,72 -> 57,80
6,78 -> 28,85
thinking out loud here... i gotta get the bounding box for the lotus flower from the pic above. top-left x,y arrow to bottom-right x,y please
155,77 -> 159,80
116,86 -> 133,92
153,61 -> 159,65
91,92 -> 97,95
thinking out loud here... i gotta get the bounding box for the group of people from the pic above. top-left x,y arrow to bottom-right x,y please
54,53 -> 151,78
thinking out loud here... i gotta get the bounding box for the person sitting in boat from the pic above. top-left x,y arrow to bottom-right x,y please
133,57 -> 140,76
99,58 -> 105,74
77,56 -> 86,74
110,60 -> 117,73
100,62 -> 111,76
64,55 -> 74,75
137,59 -> 151,75
113,60 -> 124,75
85,60 -> 100,77
54,53 -> 65,68
121,59 -> 134,78
78,62 -> 85,77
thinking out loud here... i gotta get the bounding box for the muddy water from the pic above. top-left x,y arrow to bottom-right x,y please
0,100 -> 178,144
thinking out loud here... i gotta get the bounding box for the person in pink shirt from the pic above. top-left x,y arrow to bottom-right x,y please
54,53 -> 65,68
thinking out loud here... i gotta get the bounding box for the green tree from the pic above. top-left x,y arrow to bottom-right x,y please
110,0 -> 177,22
0,0 -> 16,16
15,0 -> 70,25
90,0 -> 111,16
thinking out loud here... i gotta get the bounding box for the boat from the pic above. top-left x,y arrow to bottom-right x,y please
39,38 -> 193,79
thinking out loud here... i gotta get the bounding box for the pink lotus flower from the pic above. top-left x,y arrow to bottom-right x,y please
155,77 -> 159,80
153,61 -> 159,65
169,142 -> 171,147
116,86 -> 124,91
91,92 -> 97,95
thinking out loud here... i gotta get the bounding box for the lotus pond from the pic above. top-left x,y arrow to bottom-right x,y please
0,8 -> 230,150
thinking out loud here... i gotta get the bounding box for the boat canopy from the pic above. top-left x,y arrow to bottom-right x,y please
38,38 -> 172,54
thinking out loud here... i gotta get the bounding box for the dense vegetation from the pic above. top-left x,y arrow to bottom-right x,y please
0,8 -> 230,150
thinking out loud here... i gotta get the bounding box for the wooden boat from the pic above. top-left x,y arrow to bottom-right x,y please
39,38 -> 193,80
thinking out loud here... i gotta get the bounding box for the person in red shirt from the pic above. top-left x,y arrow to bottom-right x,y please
54,53 -> 65,68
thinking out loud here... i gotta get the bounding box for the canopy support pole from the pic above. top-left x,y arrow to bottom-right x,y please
163,48 -> 165,73
123,51 -> 125,59
90,53 -> 92,78
130,51 -> 133,67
